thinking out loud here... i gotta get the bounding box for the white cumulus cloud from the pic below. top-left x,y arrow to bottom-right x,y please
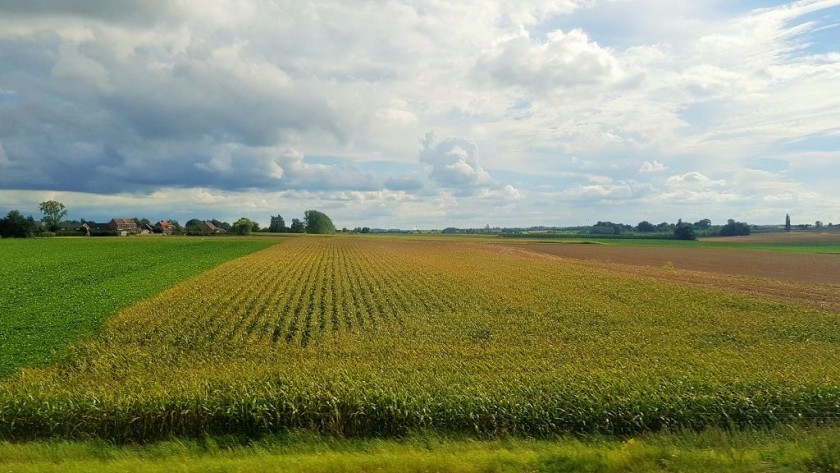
639,160 -> 667,173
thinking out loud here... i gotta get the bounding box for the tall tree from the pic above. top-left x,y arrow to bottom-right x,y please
304,210 -> 336,234
785,214 -> 791,232
232,217 -> 253,235
39,200 -> 67,231
673,222 -> 696,240
635,221 -> 655,232
289,218 -> 305,233
693,219 -> 711,230
269,215 -> 286,233
720,219 -> 751,237
184,218 -> 206,235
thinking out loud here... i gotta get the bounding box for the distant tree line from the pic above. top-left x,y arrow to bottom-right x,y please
1,201 -> 342,238
263,210 -> 335,235
496,218 -> 758,241
4,201 -> 835,240
584,218 -> 716,240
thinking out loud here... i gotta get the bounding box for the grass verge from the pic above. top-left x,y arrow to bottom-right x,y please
1,426 -> 839,472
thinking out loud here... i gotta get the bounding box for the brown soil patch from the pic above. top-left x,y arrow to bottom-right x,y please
487,243 -> 840,313
701,231 -> 840,244
514,244 -> 840,285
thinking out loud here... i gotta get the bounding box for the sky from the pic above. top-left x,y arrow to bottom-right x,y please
0,0 -> 838,229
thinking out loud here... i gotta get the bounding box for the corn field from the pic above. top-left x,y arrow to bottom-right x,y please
2,237 -> 839,441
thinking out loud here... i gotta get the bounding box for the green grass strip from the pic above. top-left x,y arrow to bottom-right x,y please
1,427 -> 839,472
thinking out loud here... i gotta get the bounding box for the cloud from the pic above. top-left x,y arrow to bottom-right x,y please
559,180 -> 654,202
639,160 -> 667,173
0,0 -> 180,26
0,141 -> 9,166
0,0 -> 839,227
419,132 -> 494,188
475,29 -> 624,91
666,171 -> 727,188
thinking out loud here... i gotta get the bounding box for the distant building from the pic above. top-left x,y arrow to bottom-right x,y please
155,220 -> 175,235
202,220 -> 226,233
109,218 -> 137,235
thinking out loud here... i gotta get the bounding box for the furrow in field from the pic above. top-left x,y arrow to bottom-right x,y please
344,241 -> 377,329
211,260 -> 281,343
328,241 -> 342,336
300,242 -> 327,346
356,243 -> 416,321
263,240 -> 315,343
336,240 -> 362,331
289,239 -> 327,345
271,240 -> 319,343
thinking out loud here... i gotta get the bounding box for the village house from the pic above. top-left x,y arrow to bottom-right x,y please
155,220 -> 175,235
201,220 -> 226,234
109,218 -> 138,236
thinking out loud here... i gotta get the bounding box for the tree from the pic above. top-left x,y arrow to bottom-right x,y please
304,210 -> 336,234
289,218 -> 305,233
269,215 -> 286,233
693,219 -> 711,230
184,218 -> 207,235
251,221 -> 260,232
635,221 -> 655,232
232,217 -> 253,235
133,217 -> 151,231
39,200 -> 67,232
785,214 -> 791,232
0,210 -> 37,238
815,220 -> 824,229
591,221 -> 626,235
656,222 -> 673,232
719,219 -> 751,237
673,223 -> 696,240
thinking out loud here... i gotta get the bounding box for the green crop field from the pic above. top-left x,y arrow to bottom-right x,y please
2,236 -> 839,443
0,237 -> 277,378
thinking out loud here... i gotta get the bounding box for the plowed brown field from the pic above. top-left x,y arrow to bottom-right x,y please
514,244 -> 840,285
701,232 -> 840,244
499,243 -> 840,313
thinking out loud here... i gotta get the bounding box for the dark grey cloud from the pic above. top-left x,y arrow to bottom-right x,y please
0,0 -> 179,25
0,23 -> 402,195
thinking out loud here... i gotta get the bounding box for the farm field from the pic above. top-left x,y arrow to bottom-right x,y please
2,236 -> 839,442
511,241 -> 840,285
0,237 -> 277,378
701,231 -> 840,246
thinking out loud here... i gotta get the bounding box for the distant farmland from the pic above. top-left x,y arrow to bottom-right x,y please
2,235 -> 839,441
